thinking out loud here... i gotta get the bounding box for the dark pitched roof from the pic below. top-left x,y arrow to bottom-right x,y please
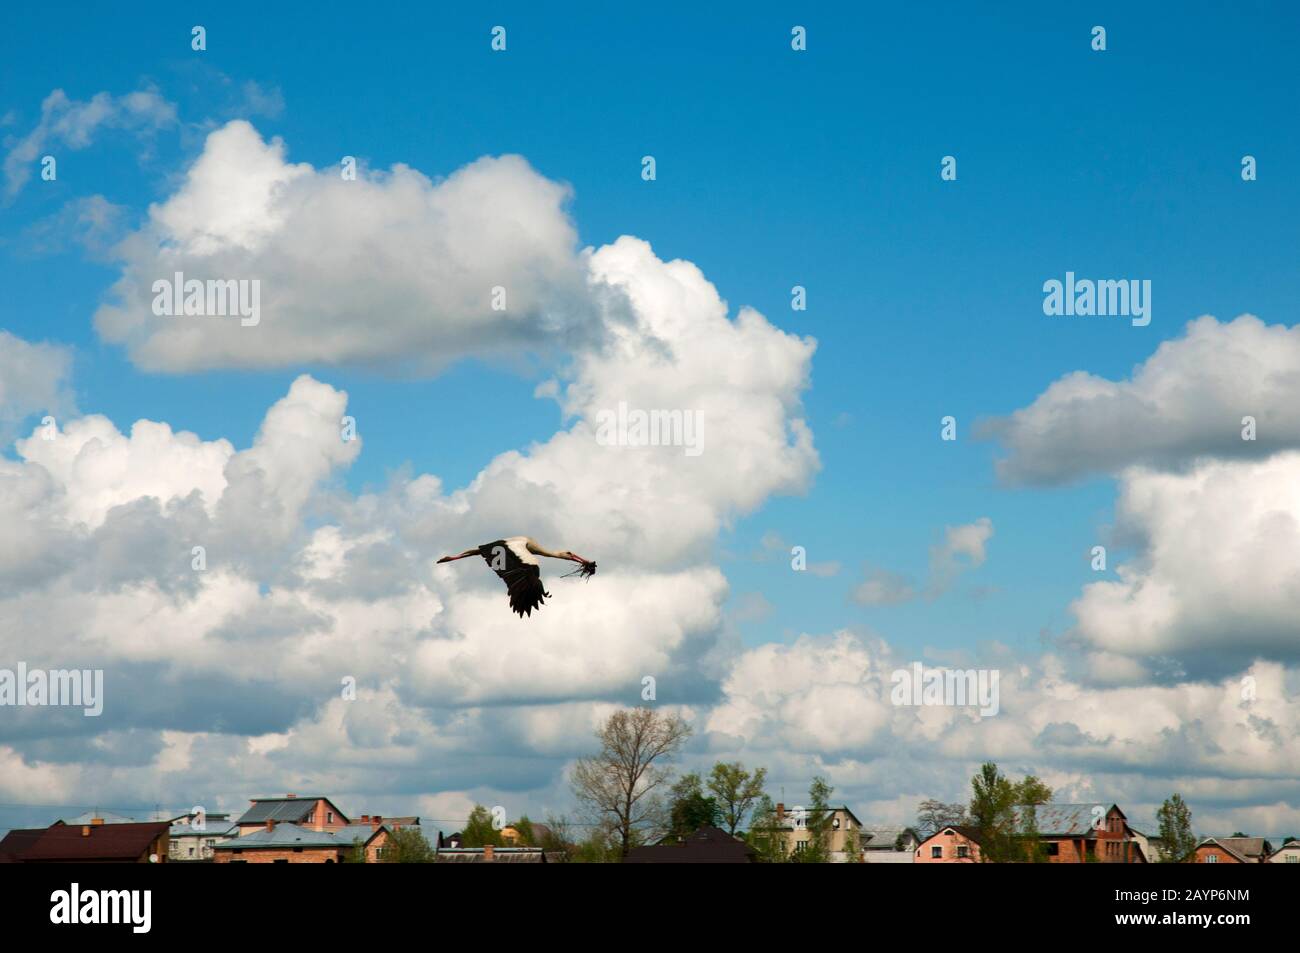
17,822 -> 169,862
917,825 -> 983,848
0,828 -> 47,863
625,825 -> 757,864
236,797 -> 348,826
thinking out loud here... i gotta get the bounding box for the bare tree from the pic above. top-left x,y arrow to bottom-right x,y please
570,707 -> 692,858
917,798 -> 968,837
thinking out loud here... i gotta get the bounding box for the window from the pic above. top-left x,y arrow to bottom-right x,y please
1286,854 -> 1297,864
931,846 -> 943,859
327,811 -> 334,823
956,845 -> 969,859
187,847 -> 195,857
832,817 -> 841,830
1045,842 -> 1059,856
795,841 -> 808,854
1206,854 -> 1218,863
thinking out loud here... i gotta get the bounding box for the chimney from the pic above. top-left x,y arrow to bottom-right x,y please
372,815 -> 382,830
265,819 -> 275,833
91,817 -> 105,826
776,803 -> 786,823
285,793 -> 296,799
81,825 -> 91,837
361,814 -> 370,824
483,844 -> 494,862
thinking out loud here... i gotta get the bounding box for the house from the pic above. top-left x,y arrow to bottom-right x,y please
862,827 -> 922,853
1266,839 -> 1300,864
1018,803 -> 1145,863
915,825 -> 982,863
435,844 -> 549,863
168,812 -> 239,862
234,794 -> 350,835
213,817 -> 393,863
501,822 -> 553,847
1194,837 -> 1272,864
0,820 -> 169,863
1128,828 -> 1160,863
625,825 -> 757,863
770,803 -> 869,862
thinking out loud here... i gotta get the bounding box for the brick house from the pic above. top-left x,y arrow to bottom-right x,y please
214,817 -> 393,863
915,805 -> 1145,863
915,825 -> 982,863
0,819 -> 169,863
1194,837 -> 1272,863
234,794 -> 350,835
1017,803 -> 1145,863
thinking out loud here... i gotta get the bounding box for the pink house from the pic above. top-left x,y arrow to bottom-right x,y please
915,826 -> 982,863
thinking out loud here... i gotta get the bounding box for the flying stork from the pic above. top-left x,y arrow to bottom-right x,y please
437,537 -> 597,618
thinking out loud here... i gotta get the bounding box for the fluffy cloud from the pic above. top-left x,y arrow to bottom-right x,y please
0,331 -> 75,441
984,315 -> 1300,485
0,224 -> 817,824
702,631 -> 1300,834
3,87 -> 175,199
1071,453 -> 1300,680
94,121 -> 598,372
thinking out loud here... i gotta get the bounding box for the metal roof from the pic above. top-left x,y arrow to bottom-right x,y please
215,821 -> 384,851
236,797 -> 346,826
1014,803 -> 1121,837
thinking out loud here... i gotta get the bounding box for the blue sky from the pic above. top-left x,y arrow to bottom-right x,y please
3,3 -> 1300,838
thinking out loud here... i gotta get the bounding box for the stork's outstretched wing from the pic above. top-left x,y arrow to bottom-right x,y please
478,539 -> 550,617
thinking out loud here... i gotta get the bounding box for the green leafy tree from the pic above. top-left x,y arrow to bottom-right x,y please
380,825 -> 435,863
461,804 -> 504,848
510,815 -> 537,846
342,836 -> 367,863
745,794 -> 788,863
790,776 -> 835,863
707,762 -> 768,835
843,825 -> 863,863
666,772 -> 720,841
967,764 -> 1055,862
1156,794 -> 1198,863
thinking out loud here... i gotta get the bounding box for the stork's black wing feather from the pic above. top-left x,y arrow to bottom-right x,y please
478,540 -> 550,618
